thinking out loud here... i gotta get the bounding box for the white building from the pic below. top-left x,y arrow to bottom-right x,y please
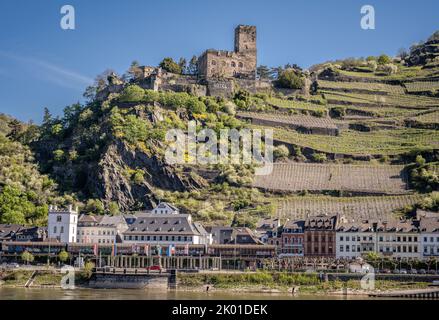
376,219 -> 421,260
419,213 -> 439,259
123,202 -> 212,245
76,214 -> 128,244
336,219 -> 377,260
48,205 -> 78,243
336,217 -> 422,260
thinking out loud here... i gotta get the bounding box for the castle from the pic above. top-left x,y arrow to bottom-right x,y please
197,25 -> 257,80
98,25 -> 271,100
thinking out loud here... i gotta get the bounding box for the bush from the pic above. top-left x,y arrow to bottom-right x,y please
276,69 -> 305,89
312,153 -> 327,163
377,54 -> 392,65
273,145 -> 290,160
21,251 -> 34,264
119,85 -> 145,102
81,261 -> 95,279
58,250 -> 69,263
159,57 -> 182,74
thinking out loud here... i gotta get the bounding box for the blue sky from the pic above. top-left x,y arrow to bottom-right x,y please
0,0 -> 438,123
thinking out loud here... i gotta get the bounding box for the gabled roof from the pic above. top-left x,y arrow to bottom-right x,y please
305,215 -> 337,230
420,217 -> 439,233
123,214 -> 202,236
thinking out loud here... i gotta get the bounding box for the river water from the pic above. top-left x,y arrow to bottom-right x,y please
0,287 -> 376,300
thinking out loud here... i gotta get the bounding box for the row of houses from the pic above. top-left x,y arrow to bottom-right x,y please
256,210 -> 439,261
2,202 -> 439,261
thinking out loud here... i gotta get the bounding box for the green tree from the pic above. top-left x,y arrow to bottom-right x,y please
81,261 -> 95,279
178,57 -> 187,74
159,57 -> 182,74
58,250 -> 70,263
119,85 -> 145,102
276,69 -> 305,89
377,54 -> 392,65
84,199 -> 105,215
187,55 -> 198,75
257,65 -> 272,80
21,251 -> 35,264
127,60 -> 143,80
108,201 -> 120,215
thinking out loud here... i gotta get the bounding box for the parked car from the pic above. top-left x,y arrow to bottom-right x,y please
6,263 -> 19,269
393,269 -> 400,274
409,269 -> 418,274
400,269 -> 408,274
419,269 -> 427,274
427,270 -> 437,275
147,265 -> 162,271
382,269 -> 392,274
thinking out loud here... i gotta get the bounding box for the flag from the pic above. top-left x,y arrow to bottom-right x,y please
167,244 -> 175,257
184,243 -> 189,255
156,245 -> 162,256
144,244 -> 149,256
93,243 -> 98,256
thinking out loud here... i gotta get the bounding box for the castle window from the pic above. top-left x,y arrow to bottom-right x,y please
231,61 -> 236,67
211,60 -> 216,66
57,215 -> 62,222
238,62 -> 243,68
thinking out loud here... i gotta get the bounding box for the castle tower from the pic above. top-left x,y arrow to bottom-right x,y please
48,205 -> 78,243
234,25 -> 257,55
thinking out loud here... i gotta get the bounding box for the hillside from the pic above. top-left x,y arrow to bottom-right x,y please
1,31 -> 438,228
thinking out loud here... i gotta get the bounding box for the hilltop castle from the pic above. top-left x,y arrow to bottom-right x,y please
198,25 -> 257,80
98,25 -> 271,100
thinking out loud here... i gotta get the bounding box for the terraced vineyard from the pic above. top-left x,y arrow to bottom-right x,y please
405,81 -> 439,93
274,194 -> 423,220
324,91 -> 439,109
408,110 -> 439,125
237,111 -> 338,134
253,163 -> 408,194
267,97 -> 328,115
318,80 -> 405,94
252,124 -> 439,156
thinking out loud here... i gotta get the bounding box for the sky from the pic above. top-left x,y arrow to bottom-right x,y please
0,0 -> 438,123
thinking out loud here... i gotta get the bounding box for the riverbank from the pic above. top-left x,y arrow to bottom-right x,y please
0,269 -> 432,295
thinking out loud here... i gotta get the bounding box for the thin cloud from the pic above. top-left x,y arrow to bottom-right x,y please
0,51 -> 94,90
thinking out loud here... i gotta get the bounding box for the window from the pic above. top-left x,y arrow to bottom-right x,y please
238,62 -> 243,68
231,61 -> 236,67
211,60 -> 216,66
340,236 -> 344,241
340,246 -> 344,252
424,237 -> 428,242
57,215 -> 62,222
60,226 -> 64,234
53,226 -> 57,234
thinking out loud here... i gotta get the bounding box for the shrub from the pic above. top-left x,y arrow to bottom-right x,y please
81,261 -> 95,279
119,85 -> 145,102
53,149 -> 65,162
21,251 -> 34,264
159,57 -> 182,74
58,250 -> 69,263
276,69 -> 305,89
273,145 -> 290,160
312,153 -> 327,163
377,54 -> 392,65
